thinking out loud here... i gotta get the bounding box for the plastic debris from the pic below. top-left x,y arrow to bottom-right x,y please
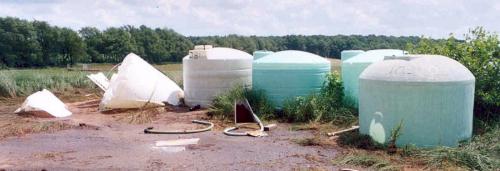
14,89 -> 72,118
100,53 -> 183,110
155,138 -> 200,146
87,72 -> 109,91
152,146 -> 186,153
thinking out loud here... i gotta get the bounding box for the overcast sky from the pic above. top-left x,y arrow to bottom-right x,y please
0,0 -> 499,38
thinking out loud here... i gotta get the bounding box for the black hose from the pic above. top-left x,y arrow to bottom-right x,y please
144,120 -> 214,134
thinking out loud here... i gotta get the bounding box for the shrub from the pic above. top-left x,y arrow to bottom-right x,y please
208,85 -> 275,120
407,27 -> 499,119
282,73 -> 357,124
244,89 -> 276,120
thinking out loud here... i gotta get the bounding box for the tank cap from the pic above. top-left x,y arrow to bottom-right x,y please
189,45 -> 213,59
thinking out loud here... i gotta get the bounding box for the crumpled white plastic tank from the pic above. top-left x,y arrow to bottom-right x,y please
15,89 -> 72,118
100,53 -> 183,110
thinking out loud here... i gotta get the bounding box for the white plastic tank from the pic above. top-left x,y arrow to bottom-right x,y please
359,55 -> 475,147
183,45 -> 253,107
341,49 -> 406,107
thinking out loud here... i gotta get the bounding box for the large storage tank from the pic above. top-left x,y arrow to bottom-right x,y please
253,50 -> 331,107
359,55 -> 475,147
253,50 -> 274,60
183,45 -> 253,107
341,50 -> 364,61
342,49 -> 406,107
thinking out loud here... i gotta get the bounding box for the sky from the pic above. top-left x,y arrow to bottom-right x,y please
0,0 -> 499,38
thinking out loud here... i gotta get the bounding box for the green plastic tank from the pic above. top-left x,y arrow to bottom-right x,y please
341,49 -> 406,107
359,55 -> 475,147
341,50 -> 364,61
253,50 -> 274,60
253,50 -> 331,107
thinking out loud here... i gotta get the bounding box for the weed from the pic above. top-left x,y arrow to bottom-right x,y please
208,85 -> 275,120
282,73 -> 357,124
387,120 -> 404,154
245,89 -> 275,120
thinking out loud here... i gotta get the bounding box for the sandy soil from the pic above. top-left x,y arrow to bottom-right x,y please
0,99 -> 342,170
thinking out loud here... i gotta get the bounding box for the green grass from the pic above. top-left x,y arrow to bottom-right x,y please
0,68 -> 94,97
0,63 -> 184,98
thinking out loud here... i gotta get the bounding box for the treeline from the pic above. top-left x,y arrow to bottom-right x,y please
189,35 -> 421,58
0,17 -> 422,68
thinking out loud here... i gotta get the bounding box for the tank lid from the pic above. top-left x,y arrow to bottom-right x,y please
186,47 -> 252,60
343,49 -> 407,64
254,50 -> 329,64
253,50 -> 330,70
360,55 -> 475,83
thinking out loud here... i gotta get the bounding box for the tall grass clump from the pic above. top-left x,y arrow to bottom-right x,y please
208,85 -> 275,120
0,68 -> 93,97
282,73 -> 357,124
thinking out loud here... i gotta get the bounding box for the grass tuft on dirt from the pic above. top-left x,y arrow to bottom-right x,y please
116,107 -> 163,124
293,137 -> 325,146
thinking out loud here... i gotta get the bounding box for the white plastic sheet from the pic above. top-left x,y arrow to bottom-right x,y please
100,53 -> 183,110
87,72 -> 109,91
15,89 -> 72,117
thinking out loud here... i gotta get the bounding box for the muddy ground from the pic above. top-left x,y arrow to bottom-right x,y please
0,97 -> 346,170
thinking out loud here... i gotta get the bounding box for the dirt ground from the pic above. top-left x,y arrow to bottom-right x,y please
0,97 -> 344,170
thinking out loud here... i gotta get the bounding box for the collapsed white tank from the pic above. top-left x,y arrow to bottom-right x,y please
183,45 -> 253,107
100,53 -> 183,110
359,55 -> 475,147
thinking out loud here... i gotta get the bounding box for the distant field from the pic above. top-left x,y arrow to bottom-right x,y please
0,59 -> 341,98
70,58 -> 341,85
